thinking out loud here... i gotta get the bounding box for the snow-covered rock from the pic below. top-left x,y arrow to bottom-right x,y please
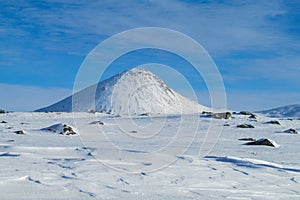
37,68 -> 207,115
284,128 -> 298,134
41,123 -> 77,135
244,138 -> 279,147
237,124 -> 255,128
14,130 -> 25,135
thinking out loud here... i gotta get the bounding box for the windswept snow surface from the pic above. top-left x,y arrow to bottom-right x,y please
0,112 -> 300,199
258,104 -> 300,118
37,68 -> 206,115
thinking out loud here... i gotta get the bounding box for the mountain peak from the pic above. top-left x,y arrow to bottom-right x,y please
37,67 -> 207,115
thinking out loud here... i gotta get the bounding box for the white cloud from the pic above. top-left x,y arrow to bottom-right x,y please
1,0 -> 295,56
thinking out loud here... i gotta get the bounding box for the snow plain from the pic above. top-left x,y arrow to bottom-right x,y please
0,111 -> 300,199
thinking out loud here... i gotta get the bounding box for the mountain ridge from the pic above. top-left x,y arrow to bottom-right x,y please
257,104 -> 300,118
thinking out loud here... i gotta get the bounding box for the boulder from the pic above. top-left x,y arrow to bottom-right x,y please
41,123 -> 77,135
249,114 -> 257,119
212,112 -> 232,119
88,109 -> 96,114
62,125 -> 77,135
284,128 -> 298,134
14,130 -> 25,135
237,124 -> 255,128
130,130 -> 138,133
202,111 -> 213,115
244,138 -> 279,147
239,111 -> 254,115
89,121 -> 104,125
238,138 -> 256,141
265,120 -> 281,125
1,121 -> 7,123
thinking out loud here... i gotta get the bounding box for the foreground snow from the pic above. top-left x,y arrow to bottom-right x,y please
0,112 -> 300,199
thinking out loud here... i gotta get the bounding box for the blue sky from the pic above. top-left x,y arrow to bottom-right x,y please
0,0 -> 299,111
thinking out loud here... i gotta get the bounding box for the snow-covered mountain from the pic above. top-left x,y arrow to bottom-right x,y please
258,104 -> 300,118
37,68 -> 207,115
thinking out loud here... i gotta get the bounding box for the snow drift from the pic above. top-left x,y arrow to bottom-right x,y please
37,68 -> 207,115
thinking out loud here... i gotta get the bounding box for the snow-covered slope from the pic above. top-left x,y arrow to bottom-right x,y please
258,104 -> 300,118
37,68 -> 207,115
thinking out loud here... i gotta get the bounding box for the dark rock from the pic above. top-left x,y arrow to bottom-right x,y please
212,112 -> 232,119
238,138 -> 256,141
244,138 -> 278,147
130,130 -> 138,133
42,123 -> 77,135
265,120 -> 281,125
1,121 -> 7,123
239,111 -> 253,115
88,109 -> 96,114
62,124 -> 76,135
237,124 -> 254,128
140,113 -> 149,116
202,111 -> 213,115
140,172 -> 147,176
249,114 -> 257,119
284,128 -> 298,134
89,121 -> 104,125
14,130 -> 25,135
282,118 -> 294,121
0,109 -> 5,114
223,123 -> 230,126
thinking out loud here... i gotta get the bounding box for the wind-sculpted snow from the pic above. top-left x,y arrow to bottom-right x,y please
0,112 -> 300,199
37,68 -> 207,115
206,156 -> 300,172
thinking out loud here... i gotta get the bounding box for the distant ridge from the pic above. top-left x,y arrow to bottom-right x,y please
37,68 -> 207,115
257,104 -> 300,118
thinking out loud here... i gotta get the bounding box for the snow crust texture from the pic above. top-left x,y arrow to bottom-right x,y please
0,112 -> 300,199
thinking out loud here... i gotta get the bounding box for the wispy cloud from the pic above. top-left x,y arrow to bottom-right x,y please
1,0 -> 297,56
